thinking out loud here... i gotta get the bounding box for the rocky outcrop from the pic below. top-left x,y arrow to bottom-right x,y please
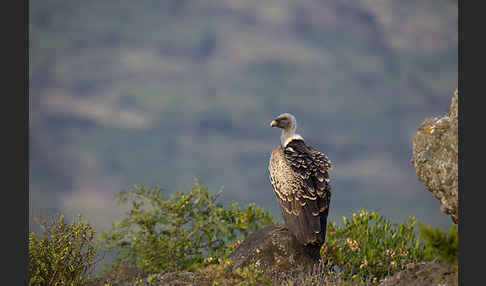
411,89 -> 458,224
227,225 -> 321,277
379,259 -> 458,286
120,225 -> 322,285
152,272 -> 196,286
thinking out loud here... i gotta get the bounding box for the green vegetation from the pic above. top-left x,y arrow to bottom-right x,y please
323,209 -> 426,284
99,180 -> 276,274
419,223 -> 458,265
29,182 -> 458,285
28,214 -> 99,286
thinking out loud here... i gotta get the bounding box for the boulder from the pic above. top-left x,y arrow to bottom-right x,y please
379,259 -> 458,286
151,272 -> 196,286
411,89 -> 458,224
227,225 -> 321,277
133,225 -> 321,285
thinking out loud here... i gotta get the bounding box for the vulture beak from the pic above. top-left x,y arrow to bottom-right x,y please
270,120 -> 278,127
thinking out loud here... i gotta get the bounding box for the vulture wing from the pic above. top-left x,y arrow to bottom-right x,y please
269,139 -> 332,246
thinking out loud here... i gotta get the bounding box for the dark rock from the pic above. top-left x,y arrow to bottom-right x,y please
379,259 -> 458,286
227,225 -> 321,277
411,89 -> 458,224
152,272 -> 195,286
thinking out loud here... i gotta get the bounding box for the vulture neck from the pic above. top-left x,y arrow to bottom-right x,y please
281,127 -> 304,147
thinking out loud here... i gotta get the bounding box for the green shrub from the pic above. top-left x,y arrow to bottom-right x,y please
29,214 -> 99,286
100,179 -> 276,274
323,209 -> 426,284
419,223 -> 458,265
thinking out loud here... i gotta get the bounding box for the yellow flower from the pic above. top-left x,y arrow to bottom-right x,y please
359,259 -> 368,269
385,249 -> 396,258
346,238 -> 359,251
204,257 -> 214,263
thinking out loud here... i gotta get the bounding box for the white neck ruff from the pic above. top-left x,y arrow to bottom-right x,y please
282,134 -> 304,147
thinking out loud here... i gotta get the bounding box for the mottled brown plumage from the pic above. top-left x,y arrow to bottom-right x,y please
269,113 -> 332,247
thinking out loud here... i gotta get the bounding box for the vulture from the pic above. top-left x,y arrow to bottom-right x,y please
268,113 -> 332,252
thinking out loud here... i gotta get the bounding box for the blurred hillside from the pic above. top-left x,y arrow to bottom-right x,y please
29,0 -> 458,232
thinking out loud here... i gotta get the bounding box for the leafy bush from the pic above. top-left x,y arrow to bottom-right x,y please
100,179 -> 276,274
29,214 -> 99,286
419,223 -> 458,265
323,209 -> 426,284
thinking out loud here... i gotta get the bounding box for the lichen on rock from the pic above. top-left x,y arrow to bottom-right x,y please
411,89 -> 458,224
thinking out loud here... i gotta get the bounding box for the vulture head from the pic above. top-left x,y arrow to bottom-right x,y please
270,113 -> 303,147
270,112 -> 297,131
